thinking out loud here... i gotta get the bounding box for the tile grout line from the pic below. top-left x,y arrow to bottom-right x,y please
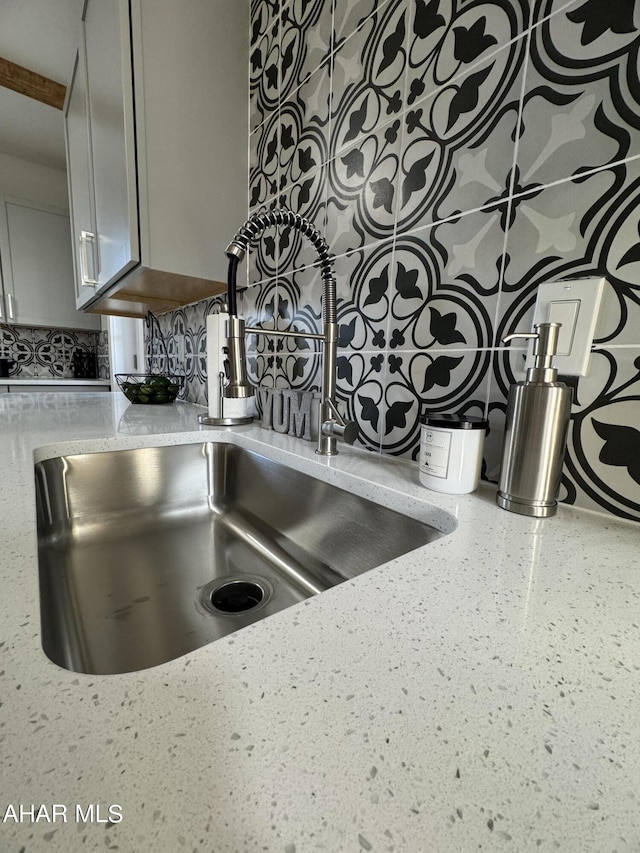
485,23 -> 534,420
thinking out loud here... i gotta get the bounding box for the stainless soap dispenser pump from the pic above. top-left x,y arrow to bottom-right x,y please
497,322 -> 573,518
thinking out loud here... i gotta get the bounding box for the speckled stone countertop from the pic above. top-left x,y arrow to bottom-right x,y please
1,393 -> 638,853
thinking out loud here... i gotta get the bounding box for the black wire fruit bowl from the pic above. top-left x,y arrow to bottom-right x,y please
115,374 -> 183,405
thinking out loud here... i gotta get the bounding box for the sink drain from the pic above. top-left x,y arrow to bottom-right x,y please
212,580 -> 264,612
200,575 -> 272,616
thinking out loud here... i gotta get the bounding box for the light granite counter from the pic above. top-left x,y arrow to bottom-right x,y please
0,392 -> 638,853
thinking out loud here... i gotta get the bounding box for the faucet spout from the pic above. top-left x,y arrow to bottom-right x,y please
224,208 -> 356,456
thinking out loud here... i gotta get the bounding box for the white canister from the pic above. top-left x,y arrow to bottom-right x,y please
419,414 -> 488,494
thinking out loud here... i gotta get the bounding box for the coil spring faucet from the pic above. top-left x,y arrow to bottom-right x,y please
223,208 -> 357,456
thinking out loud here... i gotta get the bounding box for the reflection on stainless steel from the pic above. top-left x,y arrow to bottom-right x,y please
35,443 -> 444,675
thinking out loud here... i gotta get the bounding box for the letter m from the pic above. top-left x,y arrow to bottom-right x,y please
76,804 -> 95,822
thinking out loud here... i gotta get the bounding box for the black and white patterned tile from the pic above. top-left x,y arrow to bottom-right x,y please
566,346 -> 640,521
427,43 -> 528,225
406,0 -> 530,118
280,0 -> 333,100
239,279 -> 280,389
335,351 -> 386,452
326,116 -> 402,256
392,214 -> 503,352
333,0 -> 393,52
1,325 -> 101,379
250,0 -> 280,131
250,112 -> 280,211
152,0 -> 640,522
277,162 -> 328,274
498,156 -> 640,345
330,0 -> 409,160
278,63 -> 331,195
519,4 -> 640,190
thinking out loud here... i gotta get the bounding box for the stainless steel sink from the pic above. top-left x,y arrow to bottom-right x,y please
35,442 -> 446,675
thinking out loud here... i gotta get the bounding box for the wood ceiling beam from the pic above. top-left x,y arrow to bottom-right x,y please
0,56 -> 66,110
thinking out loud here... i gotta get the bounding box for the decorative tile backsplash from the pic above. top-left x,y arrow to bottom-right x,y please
153,0 -> 640,522
0,324 -> 104,379
144,300 -> 222,406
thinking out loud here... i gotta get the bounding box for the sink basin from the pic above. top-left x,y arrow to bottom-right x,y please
35,442 -> 446,674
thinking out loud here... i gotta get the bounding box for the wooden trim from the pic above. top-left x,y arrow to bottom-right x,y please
0,57 -> 66,110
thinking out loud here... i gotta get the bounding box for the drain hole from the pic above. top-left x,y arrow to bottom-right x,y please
210,580 -> 265,613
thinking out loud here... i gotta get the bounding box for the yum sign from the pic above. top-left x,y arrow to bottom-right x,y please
257,387 -> 316,441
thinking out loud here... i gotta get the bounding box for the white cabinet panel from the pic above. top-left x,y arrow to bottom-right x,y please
0,197 -> 100,331
83,0 -> 138,290
65,43 -> 98,308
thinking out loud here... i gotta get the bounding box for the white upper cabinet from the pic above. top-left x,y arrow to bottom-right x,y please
83,0 -> 139,290
65,0 -> 138,309
0,196 -> 100,331
64,40 -> 98,308
64,0 -> 249,318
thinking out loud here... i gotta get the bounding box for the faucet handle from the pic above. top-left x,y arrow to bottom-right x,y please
321,399 -> 359,445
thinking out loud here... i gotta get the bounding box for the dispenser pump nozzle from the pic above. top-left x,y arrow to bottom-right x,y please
503,322 -> 562,383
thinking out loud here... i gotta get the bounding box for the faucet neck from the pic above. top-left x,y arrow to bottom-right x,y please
225,209 -> 336,326
223,208 -> 356,455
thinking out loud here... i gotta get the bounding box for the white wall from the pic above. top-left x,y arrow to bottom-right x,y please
108,315 -> 145,384
0,152 -> 69,209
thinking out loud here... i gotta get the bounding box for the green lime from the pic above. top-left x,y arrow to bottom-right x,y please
150,376 -> 171,387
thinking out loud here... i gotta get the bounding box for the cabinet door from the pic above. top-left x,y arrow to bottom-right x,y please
0,198 -> 100,330
84,0 -> 139,289
64,42 -> 98,309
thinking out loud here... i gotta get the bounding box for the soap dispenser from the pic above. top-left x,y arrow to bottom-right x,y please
497,322 -> 573,518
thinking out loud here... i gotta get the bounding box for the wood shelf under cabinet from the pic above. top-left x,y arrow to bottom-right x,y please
87,268 -> 227,318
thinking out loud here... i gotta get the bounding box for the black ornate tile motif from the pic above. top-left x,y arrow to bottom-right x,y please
498,173 -> 604,342
334,351 -> 385,452
333,0 -> 393,51
97,330 -> 110,380
280,0 -> 333,100
406,0 -> 531,113
330,1 -> 409,157
240,280 -> 280,389
520,3 -> 640,189
325,117 -> 403,256
392,223 -> 501,350
426,48 -> 529,224
499,156 -> 640,344
151,0 -> 640,521
250,112 -> 280,212
250,0 -> 280,131
567,347 -> 640,521
334,242 -> 396,352
0,325 -> 100,379
279,65 -> 331,194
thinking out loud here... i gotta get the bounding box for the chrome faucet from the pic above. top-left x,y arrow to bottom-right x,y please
223,208 -> 357,456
